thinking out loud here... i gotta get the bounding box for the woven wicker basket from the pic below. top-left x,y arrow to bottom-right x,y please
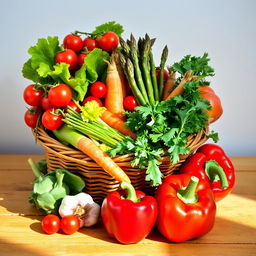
34,126 -> 208,203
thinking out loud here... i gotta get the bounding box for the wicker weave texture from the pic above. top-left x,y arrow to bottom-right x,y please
35,127 -> 208,202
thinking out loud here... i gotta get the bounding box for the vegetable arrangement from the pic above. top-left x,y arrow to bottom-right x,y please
23,21 -> 234,243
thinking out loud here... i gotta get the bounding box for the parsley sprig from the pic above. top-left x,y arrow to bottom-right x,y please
109,78 -> 214,186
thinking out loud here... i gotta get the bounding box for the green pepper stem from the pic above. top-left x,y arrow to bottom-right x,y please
177,176 -> 199,204
28,158 -> 41,178
205,160 -> 229,189
120,181 -> 140,203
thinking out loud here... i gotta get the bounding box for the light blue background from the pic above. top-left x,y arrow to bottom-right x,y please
0,0 -> 255,155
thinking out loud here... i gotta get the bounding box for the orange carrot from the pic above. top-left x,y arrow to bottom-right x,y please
105,54 -> 125,119
77,137 -> 131,183
113,51 -> 130,97
101,110 -> 136,139
53,125 -> 131,183
165,70 -> 193,101
162,66 -> 176,100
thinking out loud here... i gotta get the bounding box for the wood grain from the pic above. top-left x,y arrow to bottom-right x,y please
0,155 -> 256,256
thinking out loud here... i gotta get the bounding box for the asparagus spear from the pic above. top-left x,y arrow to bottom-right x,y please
130,34 -> 149,104
141,38 -> 155,105
126,58 -> 147,106
159,45 -> 168,100
119,38 -> 130,56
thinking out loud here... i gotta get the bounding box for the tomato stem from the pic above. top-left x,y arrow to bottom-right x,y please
74,30 -> 103,38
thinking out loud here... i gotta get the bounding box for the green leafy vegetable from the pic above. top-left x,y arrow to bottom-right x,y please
172,53 -> 214,85
28,158 -> 85,214
109,79 -> 212,186
92,21 -> 124,37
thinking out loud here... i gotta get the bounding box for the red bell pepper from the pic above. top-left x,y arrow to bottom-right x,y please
101,181 -> 158,244
180,144 -> 235,201
156,174 -> 216,243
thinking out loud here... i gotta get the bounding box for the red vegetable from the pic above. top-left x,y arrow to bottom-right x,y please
23,84 -> 43,106
156,174 -> 216,243
42,109 -> 63,130
98,32 -> 119,52
60,215 -> 80,235
198,86 -> 223,123
55,49 -> 78,70
156,68 -> 169,83
180,144 -> 235,202
24,106 -> 41,128
42,215 -> 61,234
90,81 -> 107,98
66,100 -> 81,113
101,181 -> 158,244
82,96 -> 103,107
41,96 -> 53,110
123,96 -> 138,111
63,34 -> 83,53
77,53 -> 88,68
48,84 -> 72,107
83,37 -> 98,51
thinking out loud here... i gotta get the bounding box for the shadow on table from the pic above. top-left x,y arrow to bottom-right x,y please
0,237 -> 51,256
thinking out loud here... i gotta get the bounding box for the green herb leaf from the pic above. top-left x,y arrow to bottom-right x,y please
92,21 -> 124,37
207,130 -> 219,143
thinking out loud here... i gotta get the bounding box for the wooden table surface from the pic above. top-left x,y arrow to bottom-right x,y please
0,155 -> 256,256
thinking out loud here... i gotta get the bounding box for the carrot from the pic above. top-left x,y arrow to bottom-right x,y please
165,70 -> 193,101
101,110 -> 136,139
162,66 -> 176,100
113,51 -> 130,96
105,54 -> 125,119
53,125 -> 131,183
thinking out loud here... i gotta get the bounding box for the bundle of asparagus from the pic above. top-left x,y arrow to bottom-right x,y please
119,34 -> 168,105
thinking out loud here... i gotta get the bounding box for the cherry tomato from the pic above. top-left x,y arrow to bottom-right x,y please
48,84 -> 72,107
82,96 -> 103,107
55,49 -> 78,70
61,215 -> 80,235
90,81 -> 107,98
63,34 -> 83,53
42,215 -> 61,234
77,53 -> 88,68
66,100 -> 81,113
156,69 -> 169,83
24,106 -> 41,128
41,96 -> 53,110
97,32 -> 119,52
123,96 -> 138,111
42,109 -> 63,130
198,86 -> 223,123
83,37 -> 98,51
23,84 -> 43,106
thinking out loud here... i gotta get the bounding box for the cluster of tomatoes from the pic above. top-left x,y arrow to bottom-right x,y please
56,32 -> 119,71
42,214 -> 80,235
23,31 -> 120,131
23,81 -> 109,130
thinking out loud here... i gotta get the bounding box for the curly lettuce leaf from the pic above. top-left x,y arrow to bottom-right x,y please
92,21 -> 124,37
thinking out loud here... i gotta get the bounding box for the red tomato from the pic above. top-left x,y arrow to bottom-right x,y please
77,53 -> 88,68
156,69 -> 169,83
55,49 -> 78,70
83,96 -> 103,107
41,96 -> 53,110
42,215 -> 61,234
83,37 -> 98,51
66,100 -> 81,113
198,86 -> 223,123
23,84 -> 43,106
61,215 -> 80,235
123,96 -> 138,111
63,34 -> 83,53
48,84 -> 72,107
97,32 -> 119,52
24,106 -> 41,128
42,109 -> 63,130
90,81 -> 107,98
